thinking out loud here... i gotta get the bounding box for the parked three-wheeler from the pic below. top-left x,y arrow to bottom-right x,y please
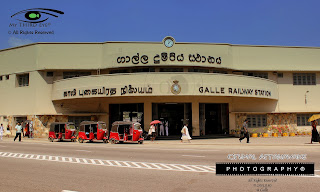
109,121 -> 144,144
78,121 -> 108,143
48,122 -> 77,142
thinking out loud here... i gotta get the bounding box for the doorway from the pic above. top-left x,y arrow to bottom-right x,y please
152,103 -> 192,136
199,103 -> 229,135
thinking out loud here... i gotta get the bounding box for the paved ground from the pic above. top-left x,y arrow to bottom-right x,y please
0,136 -> 319,192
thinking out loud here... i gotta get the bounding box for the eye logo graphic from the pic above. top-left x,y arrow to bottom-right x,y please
11,8 -> 64,23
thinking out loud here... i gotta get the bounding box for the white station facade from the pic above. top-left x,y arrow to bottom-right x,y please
0,37 -> 319,137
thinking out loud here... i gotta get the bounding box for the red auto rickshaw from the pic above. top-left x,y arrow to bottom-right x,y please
109,121 -> 144,144
78,121 -> 108,143
48,122 -> 77,142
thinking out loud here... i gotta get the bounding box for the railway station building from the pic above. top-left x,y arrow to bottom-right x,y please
0,37 -> 319,137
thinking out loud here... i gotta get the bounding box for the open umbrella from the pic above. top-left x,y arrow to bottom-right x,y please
150,120 -> 161,125
308,114 -> 320,122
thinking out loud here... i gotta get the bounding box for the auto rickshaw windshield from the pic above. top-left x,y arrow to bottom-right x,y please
99,123 -> 107,130
68,124 -> 76,130
134,123 -> 142,130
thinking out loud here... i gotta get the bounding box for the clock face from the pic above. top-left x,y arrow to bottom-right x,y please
164,39 -> 174,48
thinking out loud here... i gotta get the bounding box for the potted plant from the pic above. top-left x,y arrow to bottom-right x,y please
235,128 -> 241,137
302,128 -> 307,136
272,126 -> 278,137
262,127 -> 269,137
251,128 -> 258,137
288,125 -> 295,137
282,126 -> 288,137
276,126 -> 282,137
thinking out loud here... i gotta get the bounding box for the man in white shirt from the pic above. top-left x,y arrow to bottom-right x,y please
14,122 -> 23,142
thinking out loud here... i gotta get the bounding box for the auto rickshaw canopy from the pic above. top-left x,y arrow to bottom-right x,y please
49,122 -> 75,132
79,121 -> 107,132
111,121 -> 142,132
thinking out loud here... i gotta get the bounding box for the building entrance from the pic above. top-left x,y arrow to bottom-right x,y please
199,103 -> 229,135
152,103 -> 192,136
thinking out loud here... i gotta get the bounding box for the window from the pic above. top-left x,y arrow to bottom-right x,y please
6,75 -> 9,80
188,68 -> 209,73
68,116 -> 91,128
213,70 -> 228,74
296,114 -> 319,126
17,74 -> 29,87
0,76 -> 2,81
246,115 -> 267,128
277,73 -> 283,78
243,72 -> 268,79
293,73 -> 316,85
131,68 -> 155,73
109,69 -> 130,74
46,72 -> 54,77
160,68 -> 183,72
63,72 -> 91,79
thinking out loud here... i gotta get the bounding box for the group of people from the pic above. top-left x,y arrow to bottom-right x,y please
239,118 -> 320,144
0,121 -> 34,142
23,122 -> 33,138
13,122 -> 33,142
148,122 -> 192,143
0,124 -> 12,141
159,121 -> 169,136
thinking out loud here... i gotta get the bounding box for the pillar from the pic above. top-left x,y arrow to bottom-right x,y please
144,101 -> 152,132
192,101 -> 200,136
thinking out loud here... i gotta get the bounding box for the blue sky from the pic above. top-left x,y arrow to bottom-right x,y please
1,0 -> 320,50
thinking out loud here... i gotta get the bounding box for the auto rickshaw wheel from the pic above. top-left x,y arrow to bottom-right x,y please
78,138 -> 84,143
49,137 -> 54,142
103,139 -> 107,143
110,139 -> 116,144
138,140 -> 143,144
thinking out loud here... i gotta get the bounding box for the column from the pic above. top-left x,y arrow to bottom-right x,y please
192,101 -> 200,136
144,101 -> 152,132
99,103 -> 109,128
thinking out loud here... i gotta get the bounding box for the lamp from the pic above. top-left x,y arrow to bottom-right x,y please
305,91 -> 309,104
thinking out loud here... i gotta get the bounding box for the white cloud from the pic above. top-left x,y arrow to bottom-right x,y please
8,37 -> 33,47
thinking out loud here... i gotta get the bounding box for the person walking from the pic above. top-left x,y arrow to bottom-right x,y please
14,122 -> 23,142
181,124 -> 191,143
165,121 -> 169,136
311,120 -> 319,144
29,121 -> 33,138
239,119 -> 250,143
149,124 -> 156,142
6,124 -> 11,138
0,124 -> 3,141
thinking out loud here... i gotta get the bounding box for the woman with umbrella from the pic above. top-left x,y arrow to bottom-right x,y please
308,114 -> 320,144
149,120 -> 161,142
